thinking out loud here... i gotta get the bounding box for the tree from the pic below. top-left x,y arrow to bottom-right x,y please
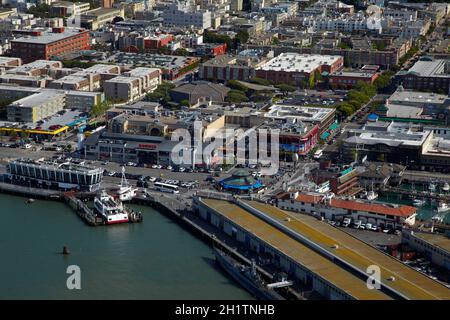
249,77 -> 272,86
309,72 -> 315,89
275,83 -> 296,94
90,100 -> 112,118
226,90 -> 249,103
227,80 -> 248,93
179,99 -> 190,107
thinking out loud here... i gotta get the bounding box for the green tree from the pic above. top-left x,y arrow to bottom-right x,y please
227,80 -> 248,93
226,90 -> 249,103
179,99 -> 190,107
249,77 -> 272,86
275,83 -> 296,93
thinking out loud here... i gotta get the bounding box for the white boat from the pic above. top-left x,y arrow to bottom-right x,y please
117,166 -> 137,202
94,190 -> 129,225
413,199 -> 426,206
429,182 -> 436,193
360,190 -> 378,201
442,182 -> 450,192
437,202 -> 450,214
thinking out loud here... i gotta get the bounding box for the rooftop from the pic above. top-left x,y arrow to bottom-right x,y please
11,28 -> 88,45
258,53 -> 342,73
200,198 -> 391,300
247,200 -> 450,299
412,232 -> 450,253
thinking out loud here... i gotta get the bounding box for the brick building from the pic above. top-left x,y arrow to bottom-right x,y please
10,27 -> 90,63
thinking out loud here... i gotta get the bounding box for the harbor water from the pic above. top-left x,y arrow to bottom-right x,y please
0,194 -> 253,300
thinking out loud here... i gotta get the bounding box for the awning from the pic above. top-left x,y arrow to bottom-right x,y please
330,122 -> 339,131
320,131 -> 330,140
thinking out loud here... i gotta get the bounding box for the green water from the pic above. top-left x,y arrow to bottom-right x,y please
0,194 -> 253,300
378,189 -> 450,224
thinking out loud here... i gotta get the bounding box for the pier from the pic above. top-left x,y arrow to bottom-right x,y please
131,192 -> 304,300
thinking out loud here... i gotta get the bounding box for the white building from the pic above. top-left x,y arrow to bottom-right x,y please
162,0 -> 211,29
275,191 -> 417,228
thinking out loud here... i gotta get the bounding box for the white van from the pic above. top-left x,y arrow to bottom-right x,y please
313,149 -> 323,159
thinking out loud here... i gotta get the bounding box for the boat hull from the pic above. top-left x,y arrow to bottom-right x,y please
214,249 -> 284,300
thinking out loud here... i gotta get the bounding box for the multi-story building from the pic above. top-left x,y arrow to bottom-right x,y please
256,53 -> 344,86
162,1 -> 211,29
7,90 -> 65,123
199,55 -> 261,82
329,70 -> 380,89
80,7 -> 124,31
50,1 -> 91,17
395,58 -> 450,94
65,91 -> 105,111
10,27 -> 90,63
103,67 -> 161,102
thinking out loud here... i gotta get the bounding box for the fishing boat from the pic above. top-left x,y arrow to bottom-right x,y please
116,166 -> 137,202
442,182 -> 450,192
412,199 -> 426,207
429,181 -> 437,193
437,202 -> 450,214
360,190 -> 378,201
94,190 -> 129,224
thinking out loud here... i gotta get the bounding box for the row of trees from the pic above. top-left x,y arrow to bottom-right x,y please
146,82 -> 176,104
337,81 -> 377,117
203,30 -> 250,52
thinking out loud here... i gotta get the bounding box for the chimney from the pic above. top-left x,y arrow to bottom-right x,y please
52,27 -> 65,33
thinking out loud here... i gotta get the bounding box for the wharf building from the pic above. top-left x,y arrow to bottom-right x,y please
275,191 -> 417,229
195,195 -> 450,300
401,230 -> 450,271
6,158 -> 103,191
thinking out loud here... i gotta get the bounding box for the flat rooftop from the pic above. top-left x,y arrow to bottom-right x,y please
10,91 -> 65,108
413,232 -> 450,253
258,53 -> 342,73
265,104 -> 334,123
200,198 -> 391,300
405,59 -> 449,77
11,28 -> 88,45
389,89 -> 449,106
246,200 -> 450,300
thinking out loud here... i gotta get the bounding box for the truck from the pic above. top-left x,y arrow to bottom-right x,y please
342,217 -> 352,227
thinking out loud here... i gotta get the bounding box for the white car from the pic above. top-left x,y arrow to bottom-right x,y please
107,171 -> 116,176
148,177 -> 157,182
156,165 -> 162,169
179,167 -> 186,172
166,165 -> 173,170
151,164 -> 158,169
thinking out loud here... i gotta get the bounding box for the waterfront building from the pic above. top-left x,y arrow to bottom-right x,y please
401,230 -> 450,271
195,196 -> 450,299
6,158 -> 103,191
275,191 -> 417,228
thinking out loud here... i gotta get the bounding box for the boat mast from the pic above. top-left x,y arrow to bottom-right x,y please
120,166 -> 129,188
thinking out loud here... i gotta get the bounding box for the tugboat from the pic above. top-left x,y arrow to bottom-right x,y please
94,190 -> 129,224
214,248 -> 286,300
116,166 -> 137,202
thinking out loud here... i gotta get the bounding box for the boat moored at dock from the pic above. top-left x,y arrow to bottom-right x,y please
94,190 -> 129,224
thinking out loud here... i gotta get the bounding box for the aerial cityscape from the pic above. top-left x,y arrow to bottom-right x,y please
0,0 -> 450,306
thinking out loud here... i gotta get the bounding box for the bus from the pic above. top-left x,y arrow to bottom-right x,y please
313,149 -> 323,159
154,181 -> 179,194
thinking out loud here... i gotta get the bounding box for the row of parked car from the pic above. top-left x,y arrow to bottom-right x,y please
321,216 -> 398,234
